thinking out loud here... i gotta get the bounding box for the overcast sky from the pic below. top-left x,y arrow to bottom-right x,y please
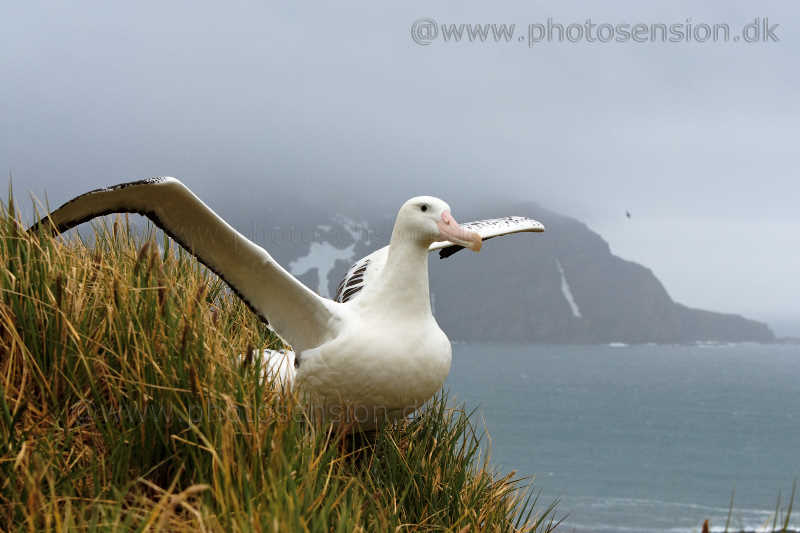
1,1 -> 798,335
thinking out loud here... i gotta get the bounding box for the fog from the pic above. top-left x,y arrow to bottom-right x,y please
1,1 -> 798,335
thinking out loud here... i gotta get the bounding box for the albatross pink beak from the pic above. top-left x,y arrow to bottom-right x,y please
437,211 -> 482,252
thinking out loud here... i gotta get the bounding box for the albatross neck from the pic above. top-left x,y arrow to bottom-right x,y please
370,234 -> 432,316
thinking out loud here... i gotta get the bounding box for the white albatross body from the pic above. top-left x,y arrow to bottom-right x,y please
30,177 -> 544,427
296,231 -> 454,423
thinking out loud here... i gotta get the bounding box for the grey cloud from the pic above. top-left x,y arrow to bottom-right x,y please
1,0 -> 797,334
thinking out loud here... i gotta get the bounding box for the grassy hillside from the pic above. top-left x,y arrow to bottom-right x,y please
0,197 -> 559,532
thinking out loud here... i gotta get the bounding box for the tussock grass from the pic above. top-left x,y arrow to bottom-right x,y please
0,195 -> 559,532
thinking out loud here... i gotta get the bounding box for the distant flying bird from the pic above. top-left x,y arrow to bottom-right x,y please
626,210 -> 631,219
30,177 -> 545,428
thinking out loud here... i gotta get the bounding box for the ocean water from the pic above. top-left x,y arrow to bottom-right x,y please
445,343 -> 800,533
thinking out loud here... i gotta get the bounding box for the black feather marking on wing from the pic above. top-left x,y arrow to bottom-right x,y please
335,279 -> 347,298
27,178 -> 272,326
335,258 -> 371,303
437,216 -> 538,260
341,285 -> 364,302
438,235 -> 502,259
438,245 -> 465,259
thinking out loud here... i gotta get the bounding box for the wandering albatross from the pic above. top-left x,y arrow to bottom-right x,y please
30,177 -> 545,427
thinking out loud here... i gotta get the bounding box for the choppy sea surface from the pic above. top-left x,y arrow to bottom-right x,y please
446,343 -> 800,533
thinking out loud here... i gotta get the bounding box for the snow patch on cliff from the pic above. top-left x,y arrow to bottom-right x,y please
556,259 -> 582,319
288,217 -> 370,297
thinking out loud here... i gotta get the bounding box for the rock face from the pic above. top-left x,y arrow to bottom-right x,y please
430,204 -> 774,343
249,201 -> 774,344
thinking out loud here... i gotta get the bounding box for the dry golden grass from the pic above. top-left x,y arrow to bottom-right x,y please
0,197 -> 559,532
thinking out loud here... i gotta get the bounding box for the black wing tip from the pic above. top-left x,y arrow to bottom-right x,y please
27,218 -> 51,235
24,177 -> 273,327
28,208 -> 140,236
27,177 -> 175,235
438,245 -> 465,259
57,176 -> 172,209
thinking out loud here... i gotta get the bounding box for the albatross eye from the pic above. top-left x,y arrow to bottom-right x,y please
420,204 -> 428,212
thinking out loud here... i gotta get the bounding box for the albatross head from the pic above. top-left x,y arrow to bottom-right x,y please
395,196 -> 482,252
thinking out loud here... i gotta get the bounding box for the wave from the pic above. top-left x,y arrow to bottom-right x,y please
563,496 -> 798,533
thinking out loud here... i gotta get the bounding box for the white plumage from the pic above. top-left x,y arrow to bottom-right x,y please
31,177 -> 544,427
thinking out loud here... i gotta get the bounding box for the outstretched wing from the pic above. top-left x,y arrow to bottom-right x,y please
431,216 -> 545,258
335,215 -> 545,303
30,177 -> 340,351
